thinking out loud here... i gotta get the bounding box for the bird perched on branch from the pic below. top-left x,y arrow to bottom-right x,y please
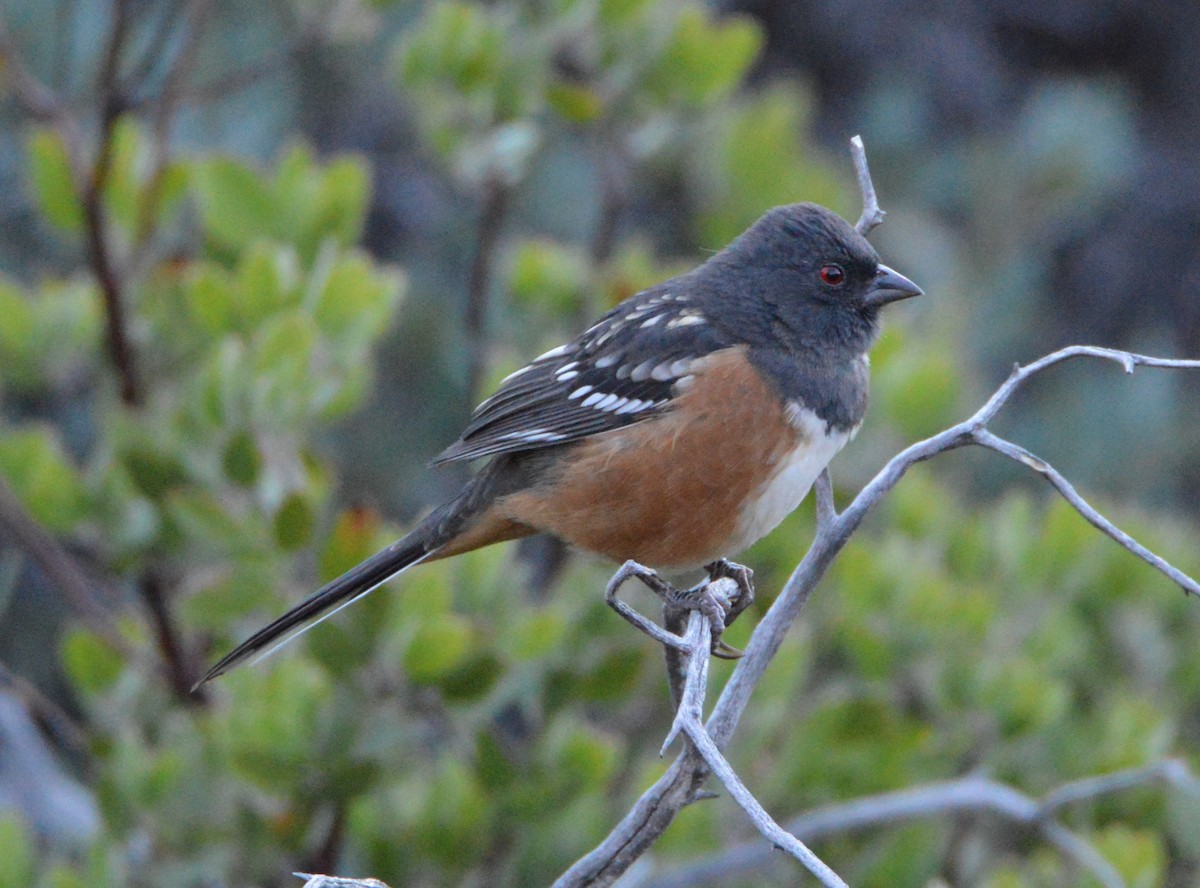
199,202 -> 921,686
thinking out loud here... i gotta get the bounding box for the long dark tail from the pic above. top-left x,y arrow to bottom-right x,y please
195,530 -> 432,688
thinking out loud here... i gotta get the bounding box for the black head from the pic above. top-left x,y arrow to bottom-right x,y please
704,203 -> 922,357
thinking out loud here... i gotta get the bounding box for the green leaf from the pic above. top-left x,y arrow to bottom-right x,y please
647,7 -> 762,107
191,157 -> 277,253
312,157 -> 370,248
274,491 -> 315,551
0,279 -> 36,387
546,82 -> 604,123
234,243 -> 301,327
0,425 -> 89,531
102,117 -> 143,232
314,250 -> 403,342
27,128 -> 83,232
120,444 -> 189,501
440,652 -> 504,702
61,628 -> 124,695
0,815 -> 34,888
509,239 -> 589,316
222,429 -> 261,488
403,614 -> 474,684
184,264 -> 236,335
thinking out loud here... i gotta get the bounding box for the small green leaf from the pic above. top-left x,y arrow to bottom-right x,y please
546,82 -> 604,123
440,652 -> 503,702
312,157 -> 370,247
403,614 -> 474,684
121,444 -> 189,501
28,128 -> 83,232
222,429 -> 261,488
184,264 -> 236,335
274,492 -> 315,551
61,628 -> 124,695
0,425 -> 89,531
191,157 -> 277,254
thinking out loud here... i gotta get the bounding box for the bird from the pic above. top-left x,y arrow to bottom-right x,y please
198,202 -> 921,686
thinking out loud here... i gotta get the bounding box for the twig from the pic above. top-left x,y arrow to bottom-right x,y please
295,875 -> 389,888
141,568 -> 206,706
616,584 -> 845,886
972,429 -> 1200,595
0,473 -> 136,661
0,658 -> 89,754
133,0 -> 213,253
850,135 -> 885,236
813,468 -> 837,532
84,0 -> 141,407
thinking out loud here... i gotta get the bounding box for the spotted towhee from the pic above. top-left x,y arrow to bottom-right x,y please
199,202 -> 921,684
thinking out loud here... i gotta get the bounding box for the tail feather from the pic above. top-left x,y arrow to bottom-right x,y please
195,533 -> 430,688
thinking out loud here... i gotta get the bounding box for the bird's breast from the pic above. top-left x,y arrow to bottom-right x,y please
726,403 -> 854,555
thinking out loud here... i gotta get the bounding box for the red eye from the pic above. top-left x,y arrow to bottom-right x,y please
820,264 -> 845,287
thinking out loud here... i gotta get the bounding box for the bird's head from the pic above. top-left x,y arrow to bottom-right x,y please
709,203 -> 922,355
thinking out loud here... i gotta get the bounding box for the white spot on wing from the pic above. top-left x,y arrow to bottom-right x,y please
500,429 -> 566,443
568,385 -> 593,400
640,315 -> 664,328
556,370 -> 580,381
581,392 -> 605,407
630,361 -> 656,382
595,354 -> 620,368
535,344 -> 572,362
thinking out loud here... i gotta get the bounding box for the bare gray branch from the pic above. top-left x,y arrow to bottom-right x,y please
851,135 -> 886,235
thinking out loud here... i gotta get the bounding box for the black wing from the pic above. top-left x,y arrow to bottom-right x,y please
433,282 -> 734,465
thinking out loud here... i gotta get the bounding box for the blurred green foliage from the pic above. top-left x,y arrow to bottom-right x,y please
0,0 -> 1197,886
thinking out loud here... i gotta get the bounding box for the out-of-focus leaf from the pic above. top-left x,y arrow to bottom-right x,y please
509,239 -> 589,316
403,613 -> 473,684
222,429 -> 261,488
27,128 -> 83,232
61,628 -> 124,695
120,444 -> 188,501
274,491 -> 315,551
646,7 -> 761,107
191,157 -> 276,254
0,425 -> 89,531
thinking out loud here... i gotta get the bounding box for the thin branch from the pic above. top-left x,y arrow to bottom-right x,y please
0,473 -> 136,660
84,0 -> 141,407
0,658 -> 89,754
141,568 -> 207,706
133,0 -> 213,254
295,875 -> 389,888
973,430 -> 1200,595
814,468 -> 837,532
850,135 -> 885,236
643,764 -> 1199,888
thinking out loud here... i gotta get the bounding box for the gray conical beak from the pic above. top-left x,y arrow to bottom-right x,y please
864,263 -> 923,309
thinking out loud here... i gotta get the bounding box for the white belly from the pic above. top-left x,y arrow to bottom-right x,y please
727,405 -> 852,555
